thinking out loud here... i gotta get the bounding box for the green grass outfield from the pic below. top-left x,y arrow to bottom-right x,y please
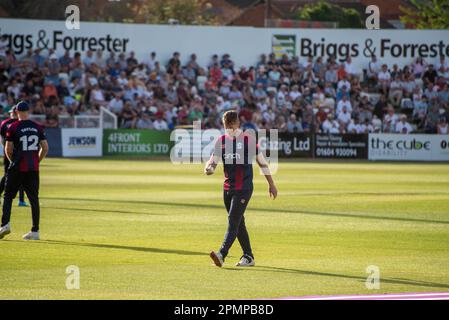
1,158 -> 449,299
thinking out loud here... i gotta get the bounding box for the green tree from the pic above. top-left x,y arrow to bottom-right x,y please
400,0 -> 449,29
134,0 -> 215,25
297,0 -> 363,28
0,0 -> 216,25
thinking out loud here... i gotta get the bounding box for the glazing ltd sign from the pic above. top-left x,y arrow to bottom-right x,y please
368,134 -> 449,161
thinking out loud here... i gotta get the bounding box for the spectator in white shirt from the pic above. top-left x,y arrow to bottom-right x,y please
136,113 -> 154,129
108,94 -> 124,115
153,117 -> 169,130
7,79 -> 21,99
277,85 -> 288,107
395,114 -> 413,133
0,35 -> 8,57
383,105 -> 399,132
367,55 -> 381,82
401,75 -> 415,98
389,75 -> 403,107
301,56 -> 313,69
83,50 -> 95,67
216,96 -> 231,112
289,85 -> 302,101
436,56 -> 449,73
322,114 -> 340,133
359,119 -> 374,133
325,65 -> 338,85
94,50 -> 106,69
347,118 -> 363,133
336,95 -> 352,114
90,84 -> 107,106
378,64 -> 391,94
337,77 -> 351,91
344,56 -> 357,78
337,106 -> 351,128
287,114 -> 303,133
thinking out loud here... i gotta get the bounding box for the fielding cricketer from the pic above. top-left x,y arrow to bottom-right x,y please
205,110 -> 278,267
0,101 -> 49,240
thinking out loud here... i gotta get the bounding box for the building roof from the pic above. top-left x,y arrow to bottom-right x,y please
226,0 -> 406,28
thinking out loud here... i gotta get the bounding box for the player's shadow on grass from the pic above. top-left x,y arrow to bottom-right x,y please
234,266 -> 449,290
42,197 -> 449,225
41,206 -> 163,216
19,239 -> 207,257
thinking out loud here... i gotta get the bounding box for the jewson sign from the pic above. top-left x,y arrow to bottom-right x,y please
1,18 -> 449,70
368,134 -> 449,161
61,128 -> 102,157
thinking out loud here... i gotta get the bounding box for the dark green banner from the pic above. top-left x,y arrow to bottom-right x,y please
103,129 -> 173,156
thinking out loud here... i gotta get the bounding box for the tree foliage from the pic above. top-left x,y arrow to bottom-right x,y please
136,0 -> 215,25
400,0 -> 449,29
297,0 -> 363,28
0,0 -> 216,25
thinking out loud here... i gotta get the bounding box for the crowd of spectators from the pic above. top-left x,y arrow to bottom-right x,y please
1,38 -> 449,134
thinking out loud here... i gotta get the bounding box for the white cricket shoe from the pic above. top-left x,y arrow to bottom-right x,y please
236,255 -> 255,267
0,224 -> 11,240
23,231 -> 40,241
210,251 -> 224,267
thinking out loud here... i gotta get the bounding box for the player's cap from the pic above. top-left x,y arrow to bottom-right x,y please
8,106 -> 17,114
16,101 -> 30,112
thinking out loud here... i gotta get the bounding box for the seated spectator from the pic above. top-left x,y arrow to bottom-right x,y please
395,114 -> 413,134
324,64 -> 337,86
120,101 -> 137,128
344,56 -> 357,78
337,106 -> 352,128
287,114 -> 303,133
275,115 -> 288,133
322,114 -> 340,133
153,115 -> 169,130
42,81 -> 58,102
366,55 -> 380,83
411,57 -> 427,78
337,76 -> 351,92
389,75 -> 403,107
90,84 -> 107,106
377,64 -> 391,94
136,113 -> 153,129
108,94 -> 124,115
347,118 -> 363,134
383,105 -> 399,132
57,79 -> 71,101
439,83 -> 449,104
360,118 -> 374,133
437,116 -> 448,134
268,65 -> 281,87
337,63 -> 348,80
336,94 -> 352,114
44,112 -> 59,128
422,64 -> 437,84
